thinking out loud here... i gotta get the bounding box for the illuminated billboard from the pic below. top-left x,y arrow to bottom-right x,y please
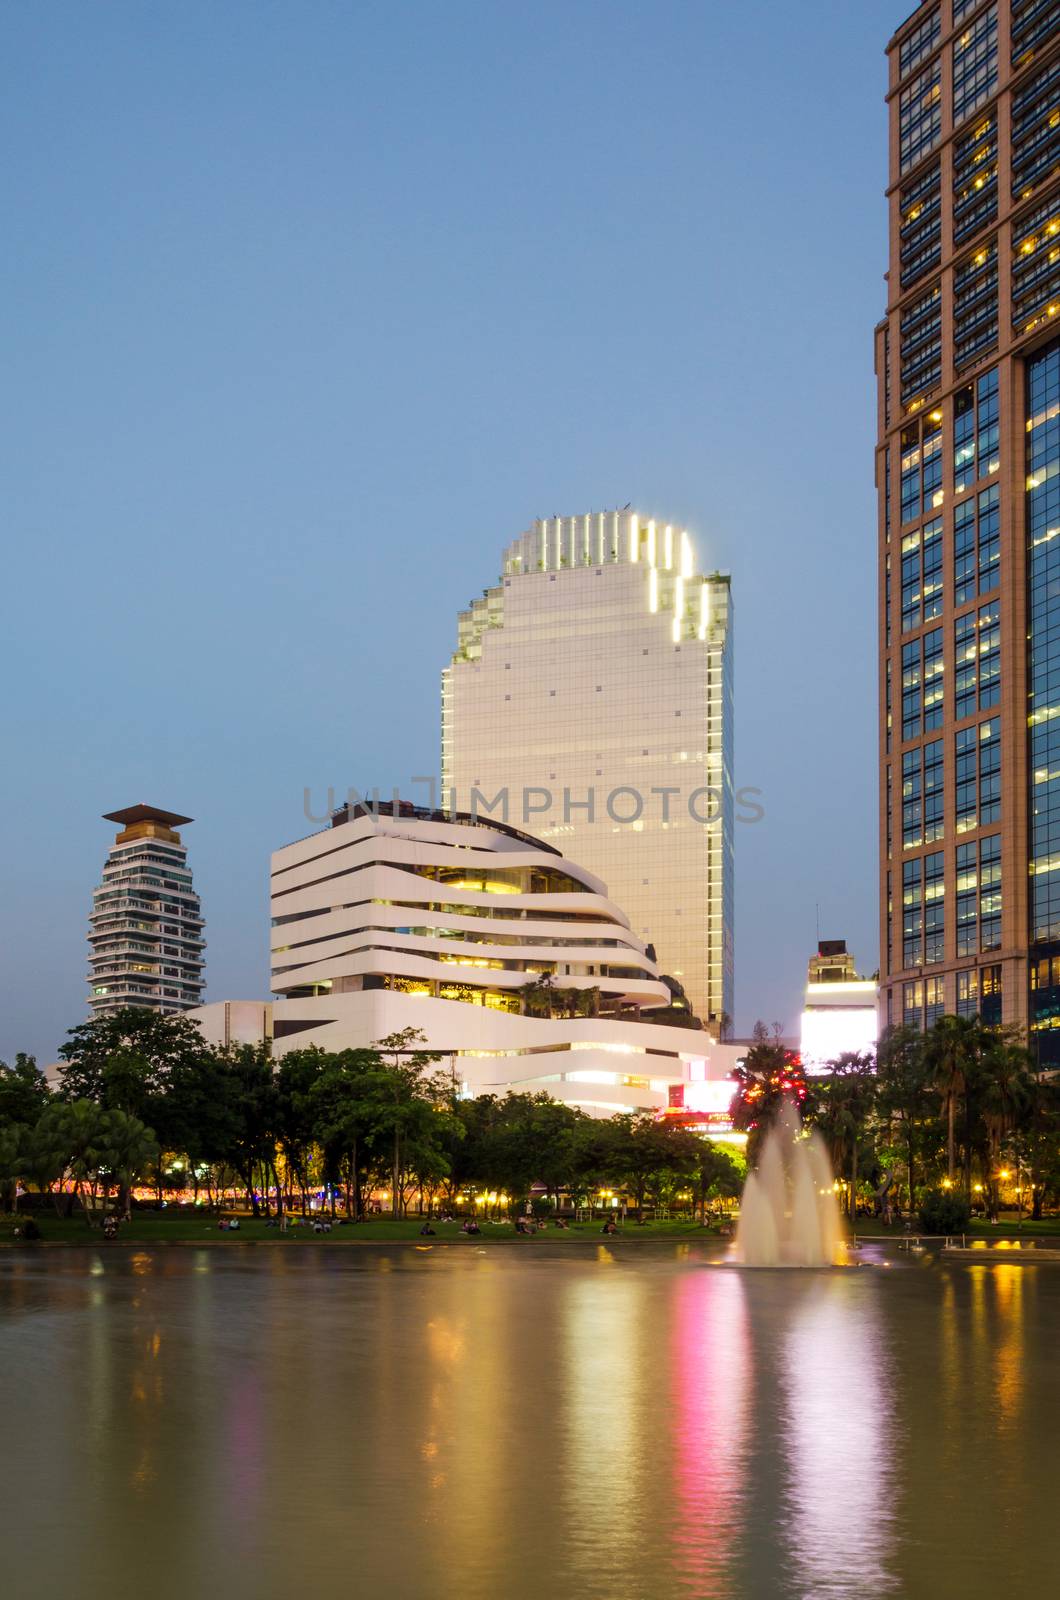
800,998 -> 878,1075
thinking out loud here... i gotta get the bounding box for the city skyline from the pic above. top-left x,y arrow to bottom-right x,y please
1,1 -> 891,1063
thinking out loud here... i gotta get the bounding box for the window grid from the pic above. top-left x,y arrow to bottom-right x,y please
900,284 -> 942,404
952,5 -> 997,128
901,161 -> 943,289
900,59 -> 942,175
1012,192 -> 1060,334
1012,54 -> 1060,200
900,8 -> 941,80
952,115 -> 998,246
954,482 -> 1000,606
953,239 -> 998,369
1011,0 -> 1060,68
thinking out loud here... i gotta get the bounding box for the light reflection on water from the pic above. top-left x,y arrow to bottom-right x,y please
0,1243 -> 1056,1600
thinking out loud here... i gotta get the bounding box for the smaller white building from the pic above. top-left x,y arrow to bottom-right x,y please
799,941 -> 878,1074
265,801 -> 722,1116
189,1000 -> 273,1051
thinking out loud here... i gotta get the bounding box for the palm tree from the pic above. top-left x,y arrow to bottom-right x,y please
923,1014 -> 984,1186
977,1035 -> 1034,1218
815,1052 -> 876,1220
19,1116 -> 67,1214
98,1109 -> 159,1220
876,1024 -> 932,1213
520,973 -> 557,1018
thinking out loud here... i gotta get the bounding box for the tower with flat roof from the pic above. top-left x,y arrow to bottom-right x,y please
879,3 -> 1060,1053
442,512 -> 733,1030
88,805 -> 206,1016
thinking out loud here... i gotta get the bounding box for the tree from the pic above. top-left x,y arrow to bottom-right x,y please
602,1111 -> 700,1220
975,1033 -> 1034,1218
729,1025 -> 809,1166
276,1049 -> 330,1212
691,1139 -> 744,1222
812,1052 -> 876,1220
0,1124 -> 23,1212
19,1114 -> 68,1214
310,1049 -> 389,1218
876,1025 -> 932,1212
40,1100 -> 107,1224
923,1014 -> 984,1186
164,1048 -> 244,1206
374,1031 -> 448,1216
96,1109 -> 160,1218
58,1008 -> 209,1112
520,974 -> 558,1018
0,1054 -> 49,1130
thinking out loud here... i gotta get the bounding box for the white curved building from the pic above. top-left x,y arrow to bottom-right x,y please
270,802 -> 716,1115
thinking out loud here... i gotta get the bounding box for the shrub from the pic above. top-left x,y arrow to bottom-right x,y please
918,1188 -> 972,1234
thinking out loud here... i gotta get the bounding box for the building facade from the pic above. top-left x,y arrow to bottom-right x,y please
269,801 -> 735,1117
88,805 -> 206,1016
441,512 -> 733,1031
879,2 -> 1060,1060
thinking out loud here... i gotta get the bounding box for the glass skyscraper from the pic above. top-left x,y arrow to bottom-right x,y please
442,512 -> 733,1031
880,2 -> 1060,1059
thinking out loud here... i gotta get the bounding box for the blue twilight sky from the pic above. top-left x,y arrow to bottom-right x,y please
1,0 -> 901,1064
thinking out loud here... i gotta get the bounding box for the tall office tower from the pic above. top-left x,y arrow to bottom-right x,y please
879,3 -> 1060,1056
88,805 -> 206,1017
441,512 -> 733,1031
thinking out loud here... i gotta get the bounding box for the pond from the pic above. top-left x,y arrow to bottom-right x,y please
1,1241 -> 1056,1599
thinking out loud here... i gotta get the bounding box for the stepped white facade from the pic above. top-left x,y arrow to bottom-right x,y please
441,511 -> 733,1031
270,802 -> 718,1115
89,805 -> 206,1016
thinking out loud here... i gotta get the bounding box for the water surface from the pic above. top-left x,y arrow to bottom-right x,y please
1,1242 -> 1055,1599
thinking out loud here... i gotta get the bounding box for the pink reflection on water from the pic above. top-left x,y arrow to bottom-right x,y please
669,1267 -> 750,1595
780,1282 -> 898,1597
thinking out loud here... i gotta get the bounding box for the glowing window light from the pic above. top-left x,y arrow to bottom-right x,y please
647,519 -> 657,566
598,511 -> 605,564
681,529 -> 693,578
664,524 -> 673,570
629,513 -> 639,561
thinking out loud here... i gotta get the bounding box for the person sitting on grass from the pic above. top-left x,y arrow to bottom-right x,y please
601,1218 -> 618,1236
419,1221 -> 436,1236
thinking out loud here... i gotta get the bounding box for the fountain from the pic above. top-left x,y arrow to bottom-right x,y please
734,1100 -> 844,1267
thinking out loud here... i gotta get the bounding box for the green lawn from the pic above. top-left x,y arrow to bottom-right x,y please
0,1212 -> 729,1247
851,1214 -> 1060,1239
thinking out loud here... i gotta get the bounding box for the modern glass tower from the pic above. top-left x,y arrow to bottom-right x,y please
442,512 -> 733,1031
88,805 -> 206,1016
879,3 -> 1060,1059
